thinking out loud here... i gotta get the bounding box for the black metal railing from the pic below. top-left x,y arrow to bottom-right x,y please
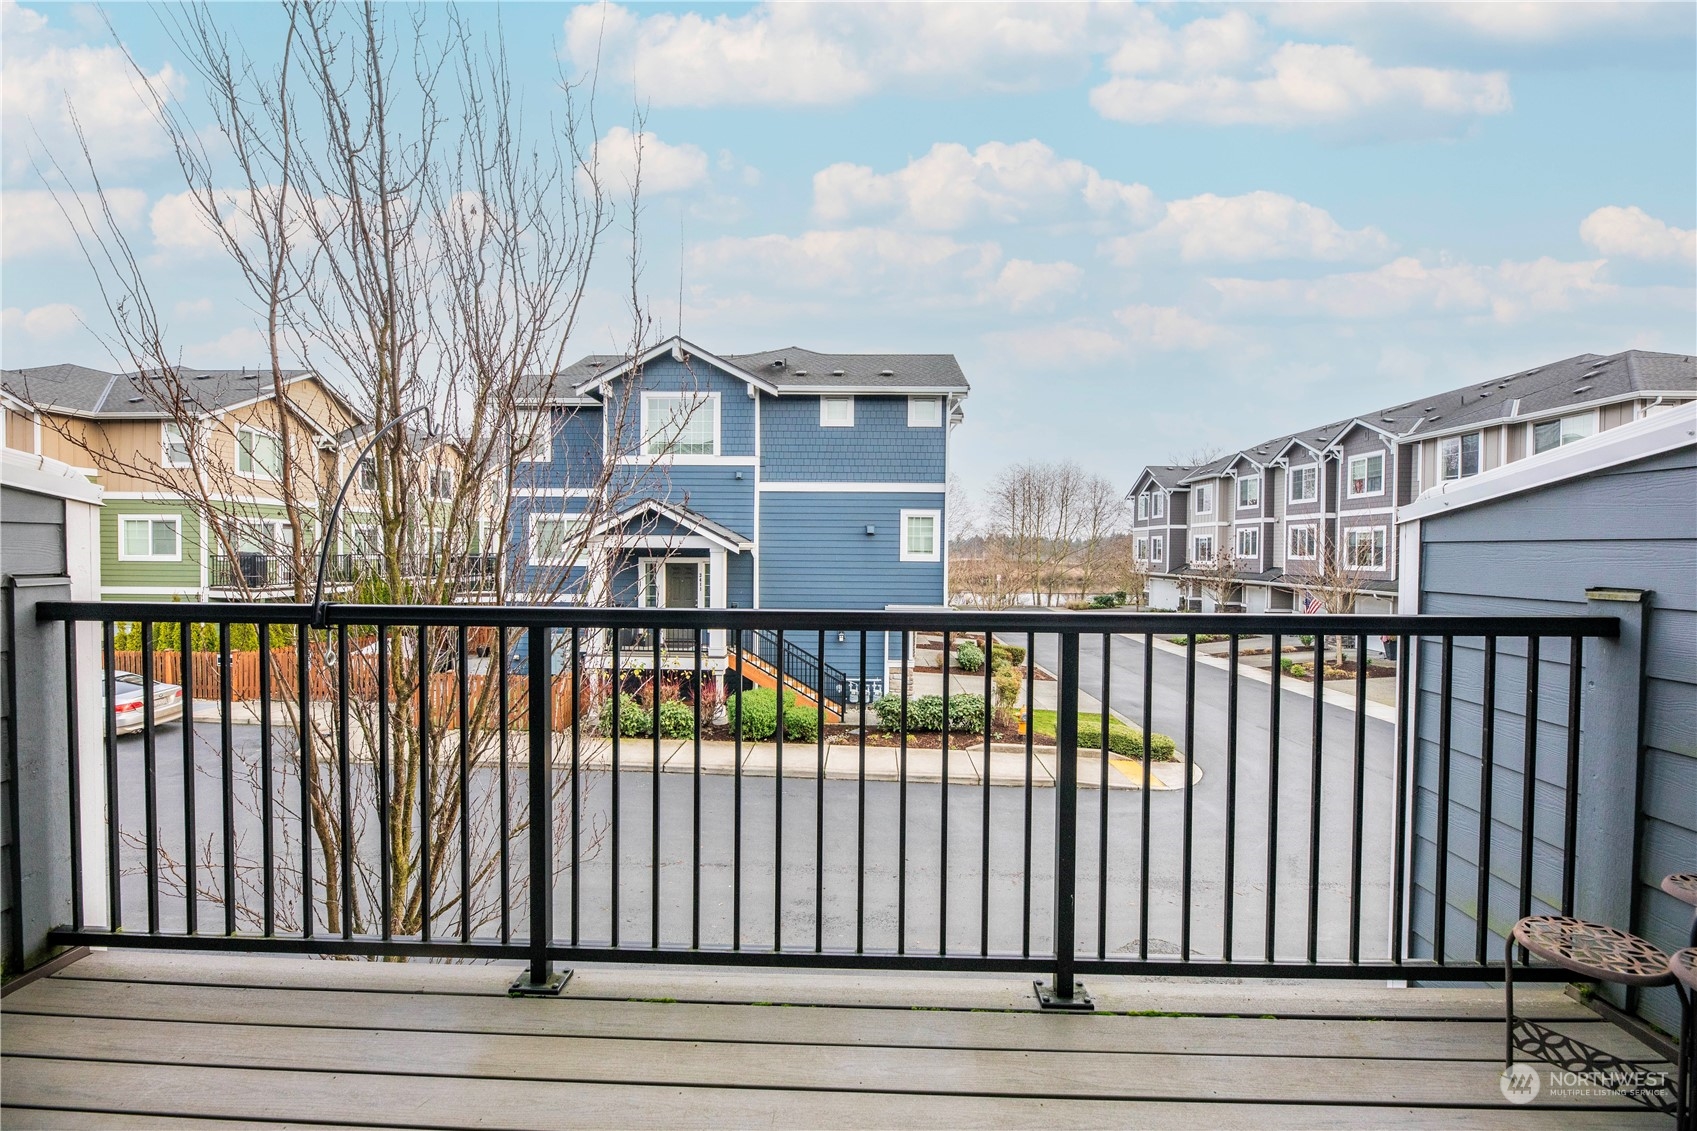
31,602 -> 1619,1002
209,553 -> 295,590
743,628 -> 849,715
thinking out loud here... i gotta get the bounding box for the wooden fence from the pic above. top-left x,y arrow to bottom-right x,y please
112,648 -> 578,730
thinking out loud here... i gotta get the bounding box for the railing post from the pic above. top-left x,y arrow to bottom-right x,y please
511,624 -> 568,996
1037,629 -> 1092,1010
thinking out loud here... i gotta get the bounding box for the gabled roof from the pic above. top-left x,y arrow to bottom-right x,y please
0,363 -> 359,427
517,336 -> 971,403
1129,464 -> 1193,493
592,499 -> 754,553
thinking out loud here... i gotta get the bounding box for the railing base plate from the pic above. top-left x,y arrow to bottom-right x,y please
509,970 -> 572,997
1034,979 -> 1094,1011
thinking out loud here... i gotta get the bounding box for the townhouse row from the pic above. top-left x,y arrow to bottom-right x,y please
1126,349 -> 1695,614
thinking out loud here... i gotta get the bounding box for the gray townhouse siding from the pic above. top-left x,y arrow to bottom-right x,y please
1128,350 -> 1696,617
1400,412 -> 1696,1037
1332,424 -> 1399,609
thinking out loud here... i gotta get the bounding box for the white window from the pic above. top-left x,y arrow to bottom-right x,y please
819,396 -> 855,427
430,467 -> 455,500
1193,534 -> 1214,561
236,426 -> 282,479
1192,484 -> 1213,515
530,513 -> 585,566
1150,492 -> 1164,518
357,456 -> 378,493
1345,526 -> 1387,569
1288,464 -> 1317,504
519,409 -> 554,463
1236,526 -> 1259,558
118,515 -> 183,562
1136,494 -> 1149,520
1135,537 -> 1149,562
1150,534 -> 1164,562
1347,452 -> 1385,498
1236,475 -> 1260,510
1287,524 -> 1317,560
643,392 -> 719,456
1439,433 -> 1481,481
163,423 -> 194,468
900,509 -> 940,562
347,523 -> 380,558
1532,412 -> 1596,455
907,396 -> 943,428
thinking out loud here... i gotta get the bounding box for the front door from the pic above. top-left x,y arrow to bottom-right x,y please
663,562 -> 700,650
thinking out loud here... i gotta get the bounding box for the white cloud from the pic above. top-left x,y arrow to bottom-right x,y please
180,326 -> 268,367
2,302 -> 84,339
1,188 -> 147,259
1209,255 -> 1615,323
1580,205 -> 1697,265
1105,190 -> 1393,264
1,1 -> 181,176
566,2 -> 1111,107
981,322 -> 1125,366
1090,11 -> 1510,136
987,259 -> 1081,312
1268,2 -> 1689,48
1114,304 -> 1223,350
814,140 -> 1156,230
592,126 -> 709,195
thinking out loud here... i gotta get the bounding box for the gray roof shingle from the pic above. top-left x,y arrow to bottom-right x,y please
2,364 -> 314,419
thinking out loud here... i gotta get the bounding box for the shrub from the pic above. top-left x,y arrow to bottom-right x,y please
992,664 -> 1023,719
657,698 -> 696,738
597,693 -> 652,738
954,640 -> 984,672
990,643 -> 1026,667
1299,634 -> 1315,647
1077,720 -> 1180,762
728,687 -> 816,741
1089,590 -> 1128,608
871,693 -> 985,733
1323,666 -> 1349,682
114,620 -> 297,652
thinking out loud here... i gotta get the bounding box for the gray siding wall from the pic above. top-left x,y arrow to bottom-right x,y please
1411,443 -> 1697,1034
2,485 -> 68,975
1337,428 -> 1395,513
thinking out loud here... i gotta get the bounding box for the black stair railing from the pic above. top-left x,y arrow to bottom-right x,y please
744,628 -> 848,715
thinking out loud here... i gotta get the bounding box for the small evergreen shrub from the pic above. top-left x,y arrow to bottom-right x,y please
871,693 -> 985,733
727,688 -> 816,741
597,693 -> 653,738
954,640 -> 984,672
990,643 -> 1026,667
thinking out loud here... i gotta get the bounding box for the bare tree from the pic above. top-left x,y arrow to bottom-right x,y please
1073,474 -> 1128,601
35,1 -> 707,946
1286,534 -> 1377,665
980,461 -> 1123,606
1192,547 -> 1241,613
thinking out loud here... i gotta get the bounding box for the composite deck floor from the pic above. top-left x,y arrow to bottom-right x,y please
0,950 -> 1677,1129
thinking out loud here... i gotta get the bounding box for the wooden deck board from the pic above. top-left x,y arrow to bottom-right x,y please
0,1060 -> 1667,1131
4,977 -> 1661,1062
55,949 -> 1596,1020
1,951 -> 1672,1130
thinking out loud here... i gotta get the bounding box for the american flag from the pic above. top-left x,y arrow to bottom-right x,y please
1300,592 -> 1325,615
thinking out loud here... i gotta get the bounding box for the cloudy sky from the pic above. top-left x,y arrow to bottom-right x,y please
3,1 -> 1693,489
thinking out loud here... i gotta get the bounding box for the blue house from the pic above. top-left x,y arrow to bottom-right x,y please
509,337 -> 967,712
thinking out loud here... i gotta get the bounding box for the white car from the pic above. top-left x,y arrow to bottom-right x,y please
108,670 -> 186,735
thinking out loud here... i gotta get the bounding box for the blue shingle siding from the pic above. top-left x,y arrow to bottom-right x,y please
758,491 -> 945,609
604,357 -> 756,458
760,395 -> 946,483
1409,443 -> 1697,1034
612,465 -> 754,540
516,407 -> 604,491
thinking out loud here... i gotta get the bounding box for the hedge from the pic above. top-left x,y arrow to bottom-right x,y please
1076,720 -> 1178,762
990,643 -> 1026,667
870,693 -> 985,733
954,640 -> 984,672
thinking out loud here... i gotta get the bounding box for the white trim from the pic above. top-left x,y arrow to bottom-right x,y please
1343,525 -> 1388,571
617,454 -> 755,467
1528,408 -> 1598,457
907,396 -> 943,428
529,512 -> 588,567
1235,474 -> 1261,511
0,449 -> 103,505
1191,483 -> 1214,515
1437,431 -> 1482,482
1346,451 -> 1385,499
567,336 -> 781,398
1338,505 -> 1397,517
513,487 -> 593,499
1286,522 -> 1318,561
517,408 -> 554,463
819,395 -> 855,427
899,508 -> 941,562
753,390 -> 762,608
1286,462 -> 1319,504
235,424 -> 282,480
641,389 -> 722,457
117,513 -> 184,562
161,421 -> 195,468
1192,534 -> 1215,561
758,480 -> 947,493
99,585 -> 203,596
1149,533 -> 1164,564
1401,402 -> 1697,522
1235,525 -> 1259,559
